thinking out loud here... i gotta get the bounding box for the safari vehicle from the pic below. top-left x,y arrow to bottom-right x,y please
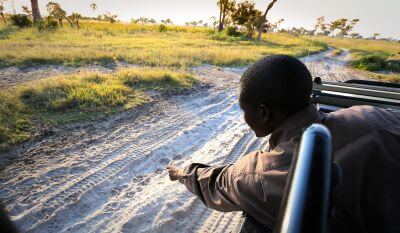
236,78 -> 400,233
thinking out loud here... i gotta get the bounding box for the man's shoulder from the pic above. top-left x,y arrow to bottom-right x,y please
326,105 -> 399,123
323,105 -> 400,149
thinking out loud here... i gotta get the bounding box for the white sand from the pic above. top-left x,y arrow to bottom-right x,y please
0,50 -> 368,233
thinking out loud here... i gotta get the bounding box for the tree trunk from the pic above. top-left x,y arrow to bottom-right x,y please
218,2 -> 223,32
30,0 -> 41,23
257,0 -> 278,42
76,18 -> 80,29
58,17 -> 63,27
257,19 -> 265,41
65,16 -> 73,27
0,12 -> 6,24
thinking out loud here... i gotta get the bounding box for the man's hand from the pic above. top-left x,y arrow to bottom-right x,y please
166,165 -> 187,181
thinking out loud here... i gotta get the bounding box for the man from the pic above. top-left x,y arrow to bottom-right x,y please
167,55 -> 400,232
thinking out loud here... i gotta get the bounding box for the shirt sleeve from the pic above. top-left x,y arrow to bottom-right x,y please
177,148 -> 290,226
178,162 -> 242,212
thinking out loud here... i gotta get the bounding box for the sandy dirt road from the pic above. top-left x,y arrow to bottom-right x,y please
0,50 -> 369,233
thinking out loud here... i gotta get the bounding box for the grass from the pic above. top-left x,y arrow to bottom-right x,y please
315,36 -> 400,59
0,92 -> 31,150
0,67 -> 197,151
350,55 -> 400,72
359,71 -> 400,83
315,36 -> 400,82
330,48 -> 343,56
0,21 -> 327,151
0,21 -> 327,68
1,20 -> 399,149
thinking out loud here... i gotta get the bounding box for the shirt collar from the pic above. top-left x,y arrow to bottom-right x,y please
269,104 -> 322,149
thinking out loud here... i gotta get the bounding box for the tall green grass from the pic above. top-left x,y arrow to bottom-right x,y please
0,92 -> 31,150
0,68 -> 197,150
0,21 -> 327,68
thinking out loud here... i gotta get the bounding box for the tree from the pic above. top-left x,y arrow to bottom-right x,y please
263,18 -> 284,33
210,16 -> 218,30
217,0 -> 235,32
133,17 -> 156,24
161,18 -> 173,25
328,18 -> 359,38
47,2 -> 71,27
90,2 -> 97,12
231,0 -> 261,38
0,2 -> 6,24
314,16 -> 325,35
70,12 -> 81,28
350,32 -> 362,39
257,0 -> 278,41
30,0 -> 41,23
21,6 -> 31,15
338,18 -> 359,38
103,12 -> 117,23
185,21 -> 199,27
273,18 -> 284,31
329,18 -> 343,37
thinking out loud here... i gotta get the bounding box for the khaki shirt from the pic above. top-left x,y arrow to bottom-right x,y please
178,104 -> 400,232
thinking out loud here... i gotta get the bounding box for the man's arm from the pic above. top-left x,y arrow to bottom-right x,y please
167,163 -> 242,212
166,149 -> 285,213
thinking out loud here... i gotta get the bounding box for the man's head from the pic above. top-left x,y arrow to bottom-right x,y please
239,55 -> 312,137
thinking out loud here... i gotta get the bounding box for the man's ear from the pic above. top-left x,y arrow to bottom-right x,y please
259,104 -> 271,123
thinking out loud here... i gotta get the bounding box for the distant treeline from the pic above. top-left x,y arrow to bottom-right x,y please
0,0 -> 397,41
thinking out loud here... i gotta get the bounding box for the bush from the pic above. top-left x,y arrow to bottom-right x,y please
37,16 -> 59,31
386,59 -> 400,72
225,26 -> 242,37
10,14 -> 32,28
159,24 -> 167,32
351,55 -> 400,72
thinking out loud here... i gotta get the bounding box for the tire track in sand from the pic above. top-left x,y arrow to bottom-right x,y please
0,51 -> 365,233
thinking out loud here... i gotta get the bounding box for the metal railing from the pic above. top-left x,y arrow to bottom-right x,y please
274,124 -> 332,233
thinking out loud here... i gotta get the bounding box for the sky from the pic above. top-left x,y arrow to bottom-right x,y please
4,0 -> 400,39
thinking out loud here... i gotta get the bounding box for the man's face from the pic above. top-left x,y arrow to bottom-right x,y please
239,97 -> 270,138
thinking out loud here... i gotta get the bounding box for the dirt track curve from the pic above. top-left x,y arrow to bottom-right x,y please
0,50 -> 369,233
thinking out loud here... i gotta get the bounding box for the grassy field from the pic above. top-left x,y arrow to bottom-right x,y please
0,68 -> 197,150
315,36 -> 400,82
1,20 -> 399,150
316,36 -> 399,59
0,21 -> 327,68
0,21 -> 330,150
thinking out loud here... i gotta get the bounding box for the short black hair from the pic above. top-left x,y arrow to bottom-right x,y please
239,55 -> 312,114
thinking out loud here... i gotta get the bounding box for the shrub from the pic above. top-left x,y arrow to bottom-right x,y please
10,14 -> 32,28
386,59 -> 400,72
351,55 -> 400,72
351,55 -> 387,71
37,16 -> 59,31
159,24 -> 167,32
225,26 -> 242,37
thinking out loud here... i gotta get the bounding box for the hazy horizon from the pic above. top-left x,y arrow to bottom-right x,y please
3,0 -> 400,39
